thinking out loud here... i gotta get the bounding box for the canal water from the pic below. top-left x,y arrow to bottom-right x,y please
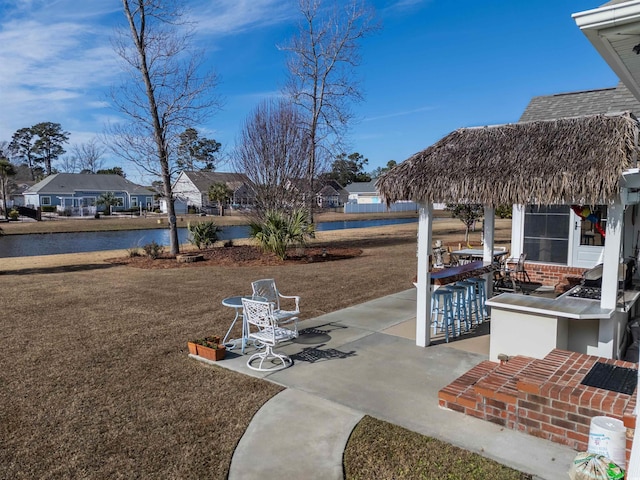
0,217 -> 419,258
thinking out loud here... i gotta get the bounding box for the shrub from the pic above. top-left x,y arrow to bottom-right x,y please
8,208 -> 19,220
223,239 -> 233,248
187,221 -> 221,250
249,208 -> 315,260
127,246 -> 141,257
41,206 -> 56,213
495,204 -> 513,219
142,241 -> 164,259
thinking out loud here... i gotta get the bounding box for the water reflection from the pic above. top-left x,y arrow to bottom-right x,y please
0,217 -> 418,258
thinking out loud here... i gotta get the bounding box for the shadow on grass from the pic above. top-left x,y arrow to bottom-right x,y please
0,263 -> 118,276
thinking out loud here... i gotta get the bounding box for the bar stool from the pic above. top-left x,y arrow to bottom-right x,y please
456,280 -> 481,327
466,277 -> 488,322
430,288 -> 456,342
447,284 -> 470,333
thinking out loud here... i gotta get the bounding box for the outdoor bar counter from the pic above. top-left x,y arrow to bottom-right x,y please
486,289 -> 640,362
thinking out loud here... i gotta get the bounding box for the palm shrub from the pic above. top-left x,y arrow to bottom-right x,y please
187,221 -> 221,250
249,208 -> 315,260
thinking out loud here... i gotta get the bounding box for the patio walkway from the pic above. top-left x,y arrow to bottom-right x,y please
201,288 -> 578,480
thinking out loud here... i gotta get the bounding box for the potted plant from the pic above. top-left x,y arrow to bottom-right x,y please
190,335 -> 225,361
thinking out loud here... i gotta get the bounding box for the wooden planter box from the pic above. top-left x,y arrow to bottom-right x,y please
187,342 -> 198,355
196,344 -> 226,361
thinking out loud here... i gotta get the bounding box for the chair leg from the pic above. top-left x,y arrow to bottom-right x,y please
247,344 -> 293,371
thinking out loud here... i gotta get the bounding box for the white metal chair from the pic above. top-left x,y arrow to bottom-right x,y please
242,298 -> 297,371
251,279 -> 300,335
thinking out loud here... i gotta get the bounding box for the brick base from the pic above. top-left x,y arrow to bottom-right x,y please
438,349 -> 637,465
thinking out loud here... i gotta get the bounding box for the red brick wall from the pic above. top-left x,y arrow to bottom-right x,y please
439,350 -> 637,467
507,260 -> 586,292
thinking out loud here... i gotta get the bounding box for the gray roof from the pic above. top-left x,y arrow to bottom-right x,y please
180,171 -> 249,192
24,173 -> 155,195
344,181 -> 378,194
519,82 -> 640,122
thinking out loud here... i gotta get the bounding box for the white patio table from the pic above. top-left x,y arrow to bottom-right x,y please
221,295 -> 266,353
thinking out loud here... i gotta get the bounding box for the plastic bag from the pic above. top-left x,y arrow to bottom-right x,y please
568,452 -> 624,480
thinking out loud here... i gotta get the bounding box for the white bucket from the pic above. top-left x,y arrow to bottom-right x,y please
587,416 -> 627,469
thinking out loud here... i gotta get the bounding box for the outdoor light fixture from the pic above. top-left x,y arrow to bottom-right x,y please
633,43 -> 640,54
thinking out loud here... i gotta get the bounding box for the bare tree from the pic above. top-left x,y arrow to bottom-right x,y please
233,100 -> 310,216
72,138 -> 106,173
279,0 -> 378,217
108,0 -> 220,254
57,155 -> 78,173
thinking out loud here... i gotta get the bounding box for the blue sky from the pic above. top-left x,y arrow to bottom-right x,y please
0,0 -> 619,185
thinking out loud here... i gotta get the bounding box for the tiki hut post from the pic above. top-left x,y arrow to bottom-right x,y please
415,203 -> 434,347
598,202 -> 625,357
483,206 -> 496,262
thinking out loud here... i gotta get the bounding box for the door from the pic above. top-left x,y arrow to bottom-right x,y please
570,205 -> 606,268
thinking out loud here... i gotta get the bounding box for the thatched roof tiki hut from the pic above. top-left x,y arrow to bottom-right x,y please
376,113 -> 640,349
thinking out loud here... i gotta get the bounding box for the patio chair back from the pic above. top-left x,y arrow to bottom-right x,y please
251,279 -> 300,336
251,279 -> 281,310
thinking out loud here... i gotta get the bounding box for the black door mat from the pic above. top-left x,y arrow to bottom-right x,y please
580,362 -> 637,396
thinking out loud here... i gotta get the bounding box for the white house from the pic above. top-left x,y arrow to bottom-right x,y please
172,171 -> 253,212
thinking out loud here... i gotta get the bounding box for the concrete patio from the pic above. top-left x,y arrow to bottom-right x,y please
193,288 -> 578,480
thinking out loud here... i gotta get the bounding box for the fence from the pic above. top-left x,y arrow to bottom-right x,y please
343,202 -> 418,214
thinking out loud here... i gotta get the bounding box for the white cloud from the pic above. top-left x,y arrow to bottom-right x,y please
364,106 -> 435,122
194,0 -> 295,36
0,4 -> 120,140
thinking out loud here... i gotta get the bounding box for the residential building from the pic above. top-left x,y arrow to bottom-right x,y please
23,173 -> 156,215
171,171 -> 253,212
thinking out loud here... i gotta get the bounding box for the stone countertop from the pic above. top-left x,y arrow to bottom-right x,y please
486,292 -> 616,320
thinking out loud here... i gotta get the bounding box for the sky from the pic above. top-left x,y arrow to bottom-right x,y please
0,0 -> 621,186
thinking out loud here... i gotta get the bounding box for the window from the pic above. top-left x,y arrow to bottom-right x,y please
82,197 -> 96,207
131,197 -> 138,207
41,196 -> 51,206
114,197 -> 124,207
523,205 -> 570,263
577,205 -> 607,247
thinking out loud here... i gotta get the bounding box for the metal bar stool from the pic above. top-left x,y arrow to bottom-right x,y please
430,288 -> 456,342
465,277 -> 488,322
447,284 -> 470,333
456,280 -> 481,327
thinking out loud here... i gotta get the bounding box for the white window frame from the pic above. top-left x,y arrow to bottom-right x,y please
131,197 -> 139,208
41,196 -> 51,206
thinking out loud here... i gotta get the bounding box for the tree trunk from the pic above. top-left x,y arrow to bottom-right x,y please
162,169 -> 179,255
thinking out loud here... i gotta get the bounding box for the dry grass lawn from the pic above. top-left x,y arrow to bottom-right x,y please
0,214 -> 518,479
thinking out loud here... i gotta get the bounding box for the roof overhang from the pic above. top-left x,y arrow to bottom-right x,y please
574,1 -> 640,100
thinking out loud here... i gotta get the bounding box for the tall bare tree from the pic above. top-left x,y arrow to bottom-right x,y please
279,0 -> 378,218
72,138 -> 106,173
108,0 -> 220,254
233,100 -> 310,216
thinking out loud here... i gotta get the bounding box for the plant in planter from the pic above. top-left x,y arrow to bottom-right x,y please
189,335 -> 225,361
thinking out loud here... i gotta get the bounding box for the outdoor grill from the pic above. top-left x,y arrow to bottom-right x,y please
565,258 -> 636,301
566,285 -> 602,300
